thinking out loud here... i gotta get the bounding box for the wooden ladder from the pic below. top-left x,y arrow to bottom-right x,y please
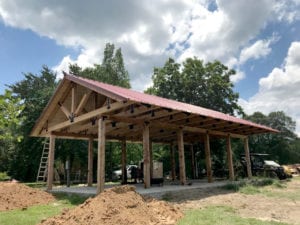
36,138 -> 50,182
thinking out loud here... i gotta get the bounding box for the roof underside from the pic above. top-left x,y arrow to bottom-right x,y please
30,74 -> 278,143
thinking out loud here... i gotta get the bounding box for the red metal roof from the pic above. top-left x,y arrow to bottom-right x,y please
65,74 -> 278,133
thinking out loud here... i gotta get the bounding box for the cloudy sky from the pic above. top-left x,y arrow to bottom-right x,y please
0,0 -> 300,135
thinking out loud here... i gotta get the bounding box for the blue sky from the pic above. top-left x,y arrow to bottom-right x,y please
0,0 -> 300,135
0,22 -> 79,89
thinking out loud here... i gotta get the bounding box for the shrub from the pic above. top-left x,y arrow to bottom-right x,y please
0,172 -> 10,181
222,180 -> 246,191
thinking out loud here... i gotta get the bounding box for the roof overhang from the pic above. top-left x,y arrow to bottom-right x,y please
30,73 -> 279,143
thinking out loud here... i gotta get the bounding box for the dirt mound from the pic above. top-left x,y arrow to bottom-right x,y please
0,181 -> 55,211
39,185 -> 183,225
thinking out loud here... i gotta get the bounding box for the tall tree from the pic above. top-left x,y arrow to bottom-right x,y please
146,57 -> 243,115
146,58 -> 182,100
70,43 -> 130,88
8,66 -> 58,180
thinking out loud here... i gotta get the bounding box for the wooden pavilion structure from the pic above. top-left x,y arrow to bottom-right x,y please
30,73 -> 278,194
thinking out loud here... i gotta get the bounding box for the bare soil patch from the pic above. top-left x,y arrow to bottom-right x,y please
0,181 -> 55,211
171,179 -> 300,225
39,185 -> 183,225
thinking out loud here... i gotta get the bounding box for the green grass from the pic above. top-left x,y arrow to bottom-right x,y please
177,206 -> 289,225
236,178 -> 300,201
222,178 -> 289,195
0,193 -> 89,225
25,182 -> 47,188
261,187 -> 300,201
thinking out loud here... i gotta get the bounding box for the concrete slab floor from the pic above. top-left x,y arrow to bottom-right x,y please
50,179 -> 230,199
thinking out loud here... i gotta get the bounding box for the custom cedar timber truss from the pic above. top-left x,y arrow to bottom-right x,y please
31,73 -> 278,193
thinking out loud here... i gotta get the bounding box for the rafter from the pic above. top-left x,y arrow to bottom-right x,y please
71,83 -> 77,114
74,90 -> 92,116
58,102 -> 71,119
43,101 -> 132,134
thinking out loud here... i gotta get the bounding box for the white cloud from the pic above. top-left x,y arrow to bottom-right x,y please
0,0 -> 300,90
239,42 -> 300,136
239,38 -> 274,64
230,70 -> 245,84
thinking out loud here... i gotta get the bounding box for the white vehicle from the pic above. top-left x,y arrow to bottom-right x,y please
112,165 -> 138,180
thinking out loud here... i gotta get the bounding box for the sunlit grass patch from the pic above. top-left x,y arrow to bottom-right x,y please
0,193 -> 89,225
177,205 -> 289,225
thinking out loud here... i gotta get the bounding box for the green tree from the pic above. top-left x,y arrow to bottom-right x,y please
146,57 -> 243,115
0,90 -> 24,142
8,66 -> 58,180
146,58 -> 182,100
70,43 -> 130,88
245,111 -> 299,164
0,90 -> 24,172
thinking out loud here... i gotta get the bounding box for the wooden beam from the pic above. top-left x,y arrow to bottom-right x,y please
87,137 -> 93,186
170,143 -> 176,181
97,117 -> 106,194
45,101 -> 132,133
67,121 -> 96,133
143,123 -> 150,188
58,103 -> 71,119
177,128 -> 186,185
46,134 -> 55,191
75,90 -> 92,116
163,113 -> 198,124
107,115 -> 247,139
204,132 -> 213,183
121,139 -> 127,184
71,84 -> 77,114
190,145 -> 196,179
66,74 -> 128,102
226,135 -> 235,181
244,137 -> 252,178
52,131 -> 96,140
116,104 -> 159,118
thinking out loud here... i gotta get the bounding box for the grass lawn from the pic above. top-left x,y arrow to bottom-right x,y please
0,194 -> 88,225
177,206 -> 289,225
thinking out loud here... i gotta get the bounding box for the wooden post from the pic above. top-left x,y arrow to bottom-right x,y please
190,145 -> 196,179
226,135 -> 235,181
47,134 -> 55,191
204,132 -> 213,183
244,137 -> 252,178
177,128 -> 186,185
170,143 -> 176,181
150,141 -> 153,180
143,123 -> 150,188
87,137 -> 94,186
121,139 -> 127,184
97,117 -> 106,194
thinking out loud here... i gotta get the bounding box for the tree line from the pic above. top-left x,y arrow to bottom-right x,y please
0,43 -> 299,182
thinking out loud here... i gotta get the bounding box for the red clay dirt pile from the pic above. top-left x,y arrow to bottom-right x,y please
39,185 -> 183,225
0,181 -> 55,211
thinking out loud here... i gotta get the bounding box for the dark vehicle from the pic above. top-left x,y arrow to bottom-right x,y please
239,153 -> 288,180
